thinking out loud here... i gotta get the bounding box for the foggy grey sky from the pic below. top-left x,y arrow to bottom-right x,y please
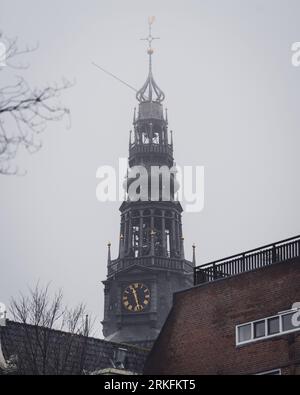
1,0 -> 300,337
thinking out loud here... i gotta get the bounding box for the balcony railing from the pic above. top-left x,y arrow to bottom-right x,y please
108,256 -> 194,277
129,143 -> 173,157
194,235 -> 300,286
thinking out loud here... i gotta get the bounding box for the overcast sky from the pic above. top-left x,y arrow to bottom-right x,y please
1,0 -> 300,337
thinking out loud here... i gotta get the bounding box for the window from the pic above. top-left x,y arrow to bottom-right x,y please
268,317 -> 280,335
282,313 -> 294,332
236,307 -> 300,346
238,324 -> 252,343
254,320 -> 265,339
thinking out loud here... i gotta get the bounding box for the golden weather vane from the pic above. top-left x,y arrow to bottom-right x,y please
141,16 -> 160,55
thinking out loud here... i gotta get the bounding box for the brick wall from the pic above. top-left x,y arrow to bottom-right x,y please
144,258 -> 300,375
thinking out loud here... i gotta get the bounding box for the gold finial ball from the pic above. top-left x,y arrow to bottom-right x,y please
148,48 -> 154,55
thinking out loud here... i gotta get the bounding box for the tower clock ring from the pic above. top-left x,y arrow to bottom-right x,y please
123,283 -> 151,313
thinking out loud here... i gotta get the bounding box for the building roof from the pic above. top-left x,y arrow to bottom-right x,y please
0,320 -> 149,375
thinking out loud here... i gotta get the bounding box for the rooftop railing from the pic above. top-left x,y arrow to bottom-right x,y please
194,235 -> 300,286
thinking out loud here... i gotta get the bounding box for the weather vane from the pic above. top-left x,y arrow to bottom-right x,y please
92,16 -> 163,101
141,16 -> 160,55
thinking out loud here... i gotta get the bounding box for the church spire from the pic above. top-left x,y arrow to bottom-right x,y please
102,19 -> 194,348
136,17 -> 165,104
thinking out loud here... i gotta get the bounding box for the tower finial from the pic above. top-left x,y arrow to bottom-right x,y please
136,17 -> 165,103
107,242 -> 112,264
141,17 -> 159,56
120,234 -> 125,259
192,244 -> 196,266
170,130 -> 174,147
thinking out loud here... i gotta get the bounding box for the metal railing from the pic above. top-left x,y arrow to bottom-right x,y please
194,235 -> 300,286
130,143 -> 173,157
108,256 -> 194,276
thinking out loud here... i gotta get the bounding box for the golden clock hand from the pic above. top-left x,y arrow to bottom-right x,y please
131,288 -> 141,308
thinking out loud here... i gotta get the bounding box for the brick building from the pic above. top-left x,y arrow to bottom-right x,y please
144,236 -> 300,375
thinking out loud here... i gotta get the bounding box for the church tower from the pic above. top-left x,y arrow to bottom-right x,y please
102,20 -> 194,348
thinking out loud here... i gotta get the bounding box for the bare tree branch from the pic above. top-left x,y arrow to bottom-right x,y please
0,33 -> 72,175
6,283 -> 94,375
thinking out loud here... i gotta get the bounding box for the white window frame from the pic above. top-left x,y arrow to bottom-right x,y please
236,308 -> 300,346
256,369 -> 282,376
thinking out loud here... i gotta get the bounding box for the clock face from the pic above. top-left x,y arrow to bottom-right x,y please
123,283 -> 151,313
